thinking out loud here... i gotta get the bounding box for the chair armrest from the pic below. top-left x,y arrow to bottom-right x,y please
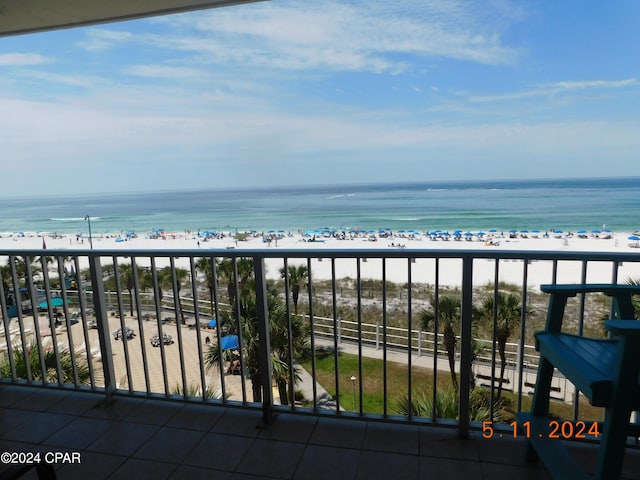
541,284 -> 640,322
604,320 -> 640,335
541,284 -> 640,296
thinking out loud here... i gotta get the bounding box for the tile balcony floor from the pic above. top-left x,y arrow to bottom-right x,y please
1,385 -> 639,480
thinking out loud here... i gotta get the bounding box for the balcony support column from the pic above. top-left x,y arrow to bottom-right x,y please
253,256 -> 274,425
89,254 -> 116,403
458,255 -> 473,438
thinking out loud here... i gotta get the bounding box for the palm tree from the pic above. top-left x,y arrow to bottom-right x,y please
13,257 -> 33,280
195,257 -> 215,314
10,256 -> 42,285
267,291 -> 308,405
204,271 -> 308,404
1,264 -> 11,293
117,263 -> 136,316
216,258 -> 254,314
158,266 -> 190,324
2,258 -> 44,316
478,292 -> 524,400
110,263 -> 152,317
625,277 -> 640,318
395,386 -> 504,422
421,295 -> 461,393
279,265 -> 308,315
0,340 -> 90,385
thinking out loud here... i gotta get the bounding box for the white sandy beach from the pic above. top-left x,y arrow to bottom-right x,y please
2,229 -> 640,404
1,230 -> 640,288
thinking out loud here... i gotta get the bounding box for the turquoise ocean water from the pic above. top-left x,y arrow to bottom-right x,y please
1,177 -> 639,235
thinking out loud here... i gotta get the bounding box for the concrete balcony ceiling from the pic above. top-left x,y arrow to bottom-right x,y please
0,0 -> 266,37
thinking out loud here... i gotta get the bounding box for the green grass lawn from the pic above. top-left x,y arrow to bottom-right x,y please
302,351 -> 464,414
301,351 -> 604,423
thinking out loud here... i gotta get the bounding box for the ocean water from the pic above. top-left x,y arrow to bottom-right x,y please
1,177 -> 639,235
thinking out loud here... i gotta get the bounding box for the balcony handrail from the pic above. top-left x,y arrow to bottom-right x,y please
1,246 -> 638,442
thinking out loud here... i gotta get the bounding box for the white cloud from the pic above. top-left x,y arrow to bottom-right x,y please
1,0 -> 638,195
123,64 -> 209,80
0,53 -> 53,66
88,0 -> 522,74
549,78 -> 639,90
9,69 -> 105,89
77,29 -> 134,51
470,78 -> 640,103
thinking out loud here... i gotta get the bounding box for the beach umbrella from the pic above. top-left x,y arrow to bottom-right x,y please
38,298 -> 65,309
220,335 -> 239,350
628,236 -> 640,241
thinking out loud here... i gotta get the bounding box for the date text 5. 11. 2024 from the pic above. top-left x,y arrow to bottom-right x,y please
481,420 -> 600,439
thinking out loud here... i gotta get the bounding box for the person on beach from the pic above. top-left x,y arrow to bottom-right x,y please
227,350 -> 241,375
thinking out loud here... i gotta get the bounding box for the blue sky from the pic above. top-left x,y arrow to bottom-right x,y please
1,0 -> 639,196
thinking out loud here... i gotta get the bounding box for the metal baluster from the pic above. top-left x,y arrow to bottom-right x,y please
112,259 -> 133,394
458,255 -> 474,438
516,259 -> 530,413
74,255 -> 96,390
356,257 -> 363,415
382,258 -> 388,418
253,256 -> 273,424
306,257 -> 317,410
188,256 -> 207,400
149,257 -> 169,395
281,257 -> 296,411
169,257 -> 188,398
54,255 -> 76,386
88,254 -> 115,403
25,256 -> 47,383
432,257 -> 440,422
211,256 -> 227,402
406,257 -> 412,420
331,257 -> 341,415
131,257 -> 151,394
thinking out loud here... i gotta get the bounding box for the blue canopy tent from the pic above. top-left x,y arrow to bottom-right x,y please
38,297 -> 66,309
220,335 -> 239,350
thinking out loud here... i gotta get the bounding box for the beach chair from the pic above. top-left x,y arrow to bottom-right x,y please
518,284 -> 640,480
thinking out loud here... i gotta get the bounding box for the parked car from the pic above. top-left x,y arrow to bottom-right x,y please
113,327 -> 135,340
150,333 -> 173,347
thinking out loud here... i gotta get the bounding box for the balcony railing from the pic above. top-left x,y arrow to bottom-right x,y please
1,247 -> 639,441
